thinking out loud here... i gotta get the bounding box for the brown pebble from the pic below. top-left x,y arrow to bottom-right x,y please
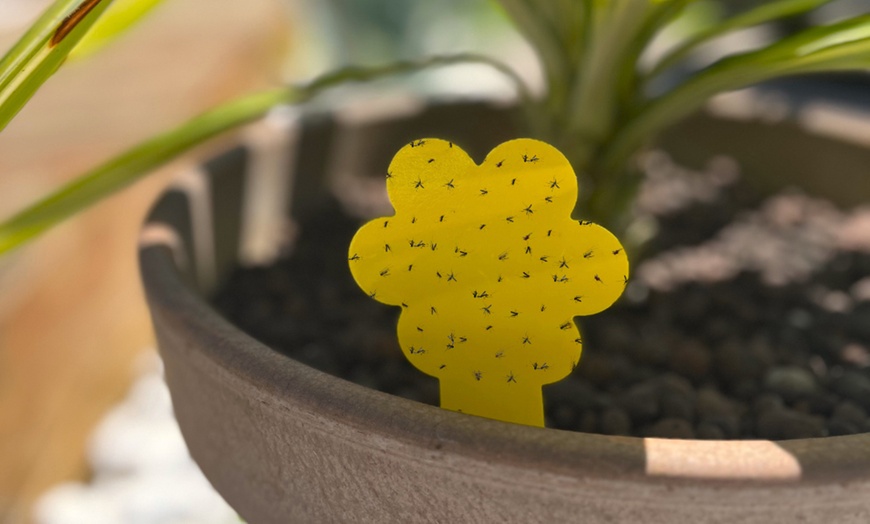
729,379 -> 760,401
831,401 -> 868,427
631,336 -> 672,366
696,421 -> 725,440
646,418 -> 696,439
619,381 -> 661,423
763,366 -> 817,402
600,407 -> 631,435
756,409 -> 826,440
549,403 -> 578,429
669,339 -> 712,381
833,371 -> 870,411
752,393 -> 784,414
805,392 -> 838,416
576,353 -> 618,386
660,391 -> 695,421
578,410 -> 598,433
545,379 -> 598,411
714,338 -> 767,382
697,387 -> 744,419
828,419 -> 860,436
657,373 -> 694,396
699,415 -> 741,439
792,399 -> 812,414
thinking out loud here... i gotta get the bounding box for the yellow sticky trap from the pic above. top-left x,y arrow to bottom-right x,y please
349,138 -> 628,427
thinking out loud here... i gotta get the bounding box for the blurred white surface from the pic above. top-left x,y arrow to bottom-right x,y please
33,353 -> 239,524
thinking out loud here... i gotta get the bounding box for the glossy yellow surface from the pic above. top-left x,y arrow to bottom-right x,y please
349,138 -> 628,426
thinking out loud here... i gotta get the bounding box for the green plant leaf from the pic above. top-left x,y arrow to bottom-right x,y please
492,0 -> 582,94
0,0 -> 82,90
647,0 -> 835,79
601,14 -> 870,174
0,0 -> 116,133
611,0 -> 696,112
0,54 -> 532,255
566,1 -> 686,146
0,88 -> 300,254
70,0 -> 165,59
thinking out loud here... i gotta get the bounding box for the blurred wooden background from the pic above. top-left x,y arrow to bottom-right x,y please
0,1 -> 291,522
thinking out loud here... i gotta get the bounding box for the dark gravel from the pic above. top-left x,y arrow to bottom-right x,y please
213,173 -> 870,440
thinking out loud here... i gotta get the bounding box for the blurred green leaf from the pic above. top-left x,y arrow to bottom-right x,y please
492,0 -> 582,92
0,0 -> 116,133
70,0 -> 165,59
648,0 -> 836,79
566,1 -> 686,142
603,14 -> 870,173
0,88 -> 299,254
0,53 -> 531,255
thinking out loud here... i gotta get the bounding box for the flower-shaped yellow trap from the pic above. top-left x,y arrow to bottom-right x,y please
349,138 -> 628,427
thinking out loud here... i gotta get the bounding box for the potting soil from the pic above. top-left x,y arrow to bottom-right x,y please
213,152 -> 870,440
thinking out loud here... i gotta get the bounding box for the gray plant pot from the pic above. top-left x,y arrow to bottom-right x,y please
140,95 -> 870,524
